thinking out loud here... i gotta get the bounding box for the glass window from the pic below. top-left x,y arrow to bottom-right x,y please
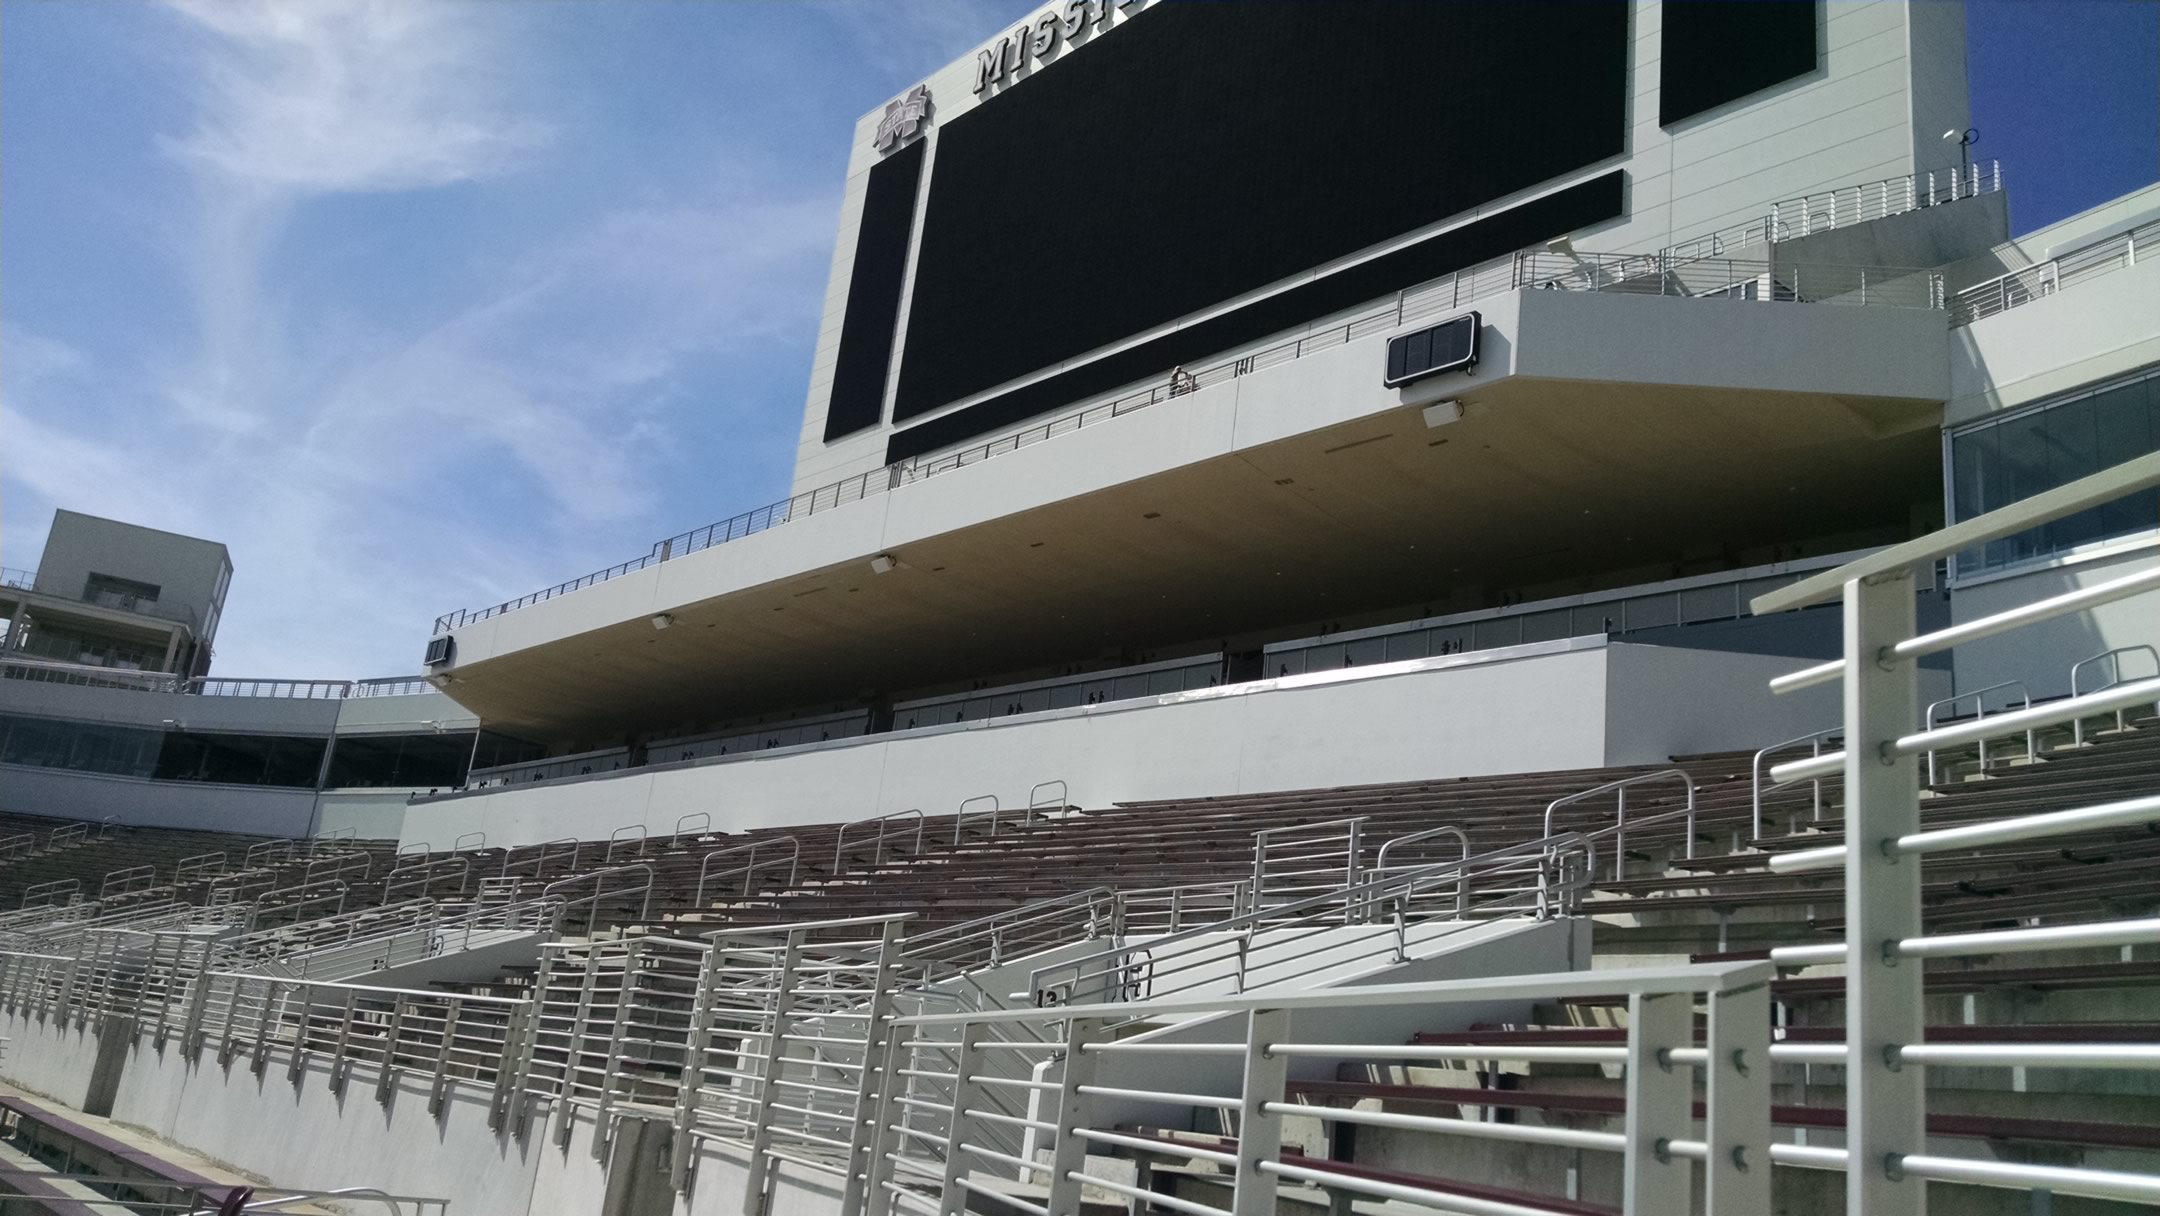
1947,366 -> 2160,575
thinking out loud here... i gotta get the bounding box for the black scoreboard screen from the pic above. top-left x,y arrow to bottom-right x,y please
891,1 -> 1630,431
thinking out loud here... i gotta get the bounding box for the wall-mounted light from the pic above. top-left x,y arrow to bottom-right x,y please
650,613 -> 674,631
1423,400 -> 1463,429
870,554 -> 899,575
1942,127 -> 1979,169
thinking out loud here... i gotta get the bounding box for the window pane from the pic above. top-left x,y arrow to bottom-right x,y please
2044,396 -> 2102,551
2095,378 -> 2160,537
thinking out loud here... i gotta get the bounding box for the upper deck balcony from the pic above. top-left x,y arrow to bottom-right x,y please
422,251 -> 1957,741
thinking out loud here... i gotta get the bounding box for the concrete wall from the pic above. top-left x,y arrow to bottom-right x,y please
0,764 -> 321,835
1945,256 -> 2160,426
33,511 -> 231,646
409,639 -> 1839,850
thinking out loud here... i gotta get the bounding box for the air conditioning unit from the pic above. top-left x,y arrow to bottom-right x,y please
423,636 -> 456,667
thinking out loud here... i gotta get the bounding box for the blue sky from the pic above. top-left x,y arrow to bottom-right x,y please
3,1 -> 2155,679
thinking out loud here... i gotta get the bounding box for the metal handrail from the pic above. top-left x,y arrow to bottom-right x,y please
2069,644 -> 2160,744
832,808 -> 925,874
902,886 -> 1117,972
1664,161 -> 2002,261
451,831 -> 487,853
1250,816 -> 1367,914
693,837 -> 800,904
1026,780 -> 1070,826
673,811 -> 712,839
606,822 -> 649,863
1924,680 -> 2033,782
1751,727 -> 1842,839
541,863 -> 654,934
502,836 -> 583,881
954,794 -> 1001,844
1028,834 -> 1585,1006
1541,769 -> 1697,880
1373,826 -> 1471,916
1951,213 -> 2155,325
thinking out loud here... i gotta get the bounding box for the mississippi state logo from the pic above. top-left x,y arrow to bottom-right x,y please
873,86 -> 932,153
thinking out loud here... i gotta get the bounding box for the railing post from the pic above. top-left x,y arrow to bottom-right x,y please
931,1019 -> 987,1216
1706,981 -> 1773,1214
840,921 -> 907,1216
1844,572 -> 1927,1214
742,933 -> 806,1216
862,1020 -> 912,1216
376,994 -> 408,1105
1040,1015 -> 1107,1214
556,946 -> 604,1147
1622,991 -> 1690,1212
431,997 -> 463,1118
591,944 -> 637,1159
331,989 -> 358,1095
670,943 -> 724,1191
511,951 -> 556,1138
287,982 -> 313,1083
1230,1008 -> 1290,1216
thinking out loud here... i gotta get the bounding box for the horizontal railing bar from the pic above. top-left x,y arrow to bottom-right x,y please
1260,1159 -> 1558,1216
902,962 -> 1767,1027
1073,1084 -> 1240,1109
1897,1154 -> 2160,1203
1071,1128 -> 1237,1167
1771,675 -> 2160,783
1768,791 -> 2160,873
1063,1170 -> 1225,1216
1269,1043 -> 1629,1065
1771,566 -> 2160,695
1262,1101 -> 1626,1151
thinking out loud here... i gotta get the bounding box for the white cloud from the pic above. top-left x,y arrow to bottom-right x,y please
161,0 -> 546,194
3,3 -> 837,679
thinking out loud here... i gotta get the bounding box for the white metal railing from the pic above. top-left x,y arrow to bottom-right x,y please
1950,213 -> 2155,325
867,961 -> 1774,1216
692,836 -> 801,904
2068,643 -> 2160,744
1750,727 -> 1842,840
1665,161 -> 2003,261
1540,768 -> 1697,882
1923,680 -> 2033,783
1248,816 -> 1366,913
1749,448 -> 2160,1213
834,809 -> 927,874
1026,835 -> 1592,1008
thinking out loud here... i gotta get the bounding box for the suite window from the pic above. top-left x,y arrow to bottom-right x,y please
1948,366 -> 2160,577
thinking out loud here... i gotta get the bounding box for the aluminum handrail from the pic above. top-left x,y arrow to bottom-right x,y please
1026,833 -> 1586,1005
2069,643 -> 2160,744
1950,212 -> 2156,326
1750,727 -> 1842,839
953,794 -> 1001,844
1756,457 -> 2160,1212
1541,768 -> 1697,879
1250,816 -> 1367,914
1372,825 -> 1471,916
692,836 -> 800,904
542,864 -> 654,934
1025,780 -> 1070,826
1663,161 -> 2002,261
1771,674 -> 2160,785
1923,680 -> 2032,783
606,822 -> 649,863
833,808 -> 926,874
1769,790 -> 2160,874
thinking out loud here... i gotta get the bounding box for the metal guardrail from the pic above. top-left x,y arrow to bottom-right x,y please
2068,643 -> 2160,745
834,809 -> 927,875
1950,213 -> 2154,325
1750,727 -> 1842,840
0,656 -> 432,700
869,961 -> 1775,1216
1755,451 -> 2160,1212
431,241 -> 1950,636
692,836 -> 800,904
1665,161 -> 2003,261
1924,680 -> 2033,783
